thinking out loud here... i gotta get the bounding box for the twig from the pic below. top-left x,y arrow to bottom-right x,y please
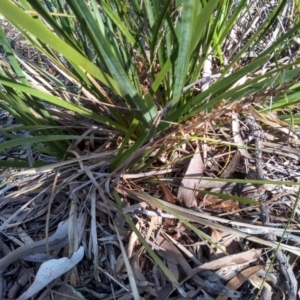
246,115 -> 298,299
245,115 -> 269,223
276,249 -> 297,299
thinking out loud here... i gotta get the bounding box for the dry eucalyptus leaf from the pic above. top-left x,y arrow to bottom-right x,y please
248,273 -> 272,291
195,249 -> 262,271
203,189 -> 239,213
156,237 -> 238,297
160,183 -> 176,203
216,261 -> 256,281
17,247 -> 84,300
177,146 -> 204,207
131,250 -> 157,297
210,229 -> 226,259
215,265 -> 264,300
0,213 -> 86,273
127,222 -> 141,258
183,249 -> 263,287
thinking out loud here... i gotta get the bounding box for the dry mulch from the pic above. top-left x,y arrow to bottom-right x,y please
1,101 -> 300,299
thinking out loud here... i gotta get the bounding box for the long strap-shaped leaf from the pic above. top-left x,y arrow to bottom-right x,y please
172,0 -> 220,109
66,0 -> 156,126
0,74 -> 127,132
172,0 -> 195,107
0,0 -> 119,94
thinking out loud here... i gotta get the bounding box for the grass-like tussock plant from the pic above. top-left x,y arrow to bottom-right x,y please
0,1 -> 300,299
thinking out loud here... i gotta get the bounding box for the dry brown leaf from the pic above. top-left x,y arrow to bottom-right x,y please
69,270 -> 78,286
220,151 -> 241,178
177,146 -> 204,207
131,249 -> 157,297
249,274 -> 272,292
210,229 -> 226,259
127,221 -> 140,258
189,249 -> 262,274
217,261 -> 258,281
146,216 -> 160,242
160,183 -> 176,203
215,265 -> 264,300
202,189 -> 239,212
224,238 -> 240,256
114,254 -> 125,277
156,236 -> 211,293
164,232 -> 201,265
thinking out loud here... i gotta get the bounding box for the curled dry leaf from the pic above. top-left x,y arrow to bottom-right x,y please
220,150 -> 241,179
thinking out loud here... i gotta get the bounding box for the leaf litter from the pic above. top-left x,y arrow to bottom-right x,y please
1,2 -> 300,300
